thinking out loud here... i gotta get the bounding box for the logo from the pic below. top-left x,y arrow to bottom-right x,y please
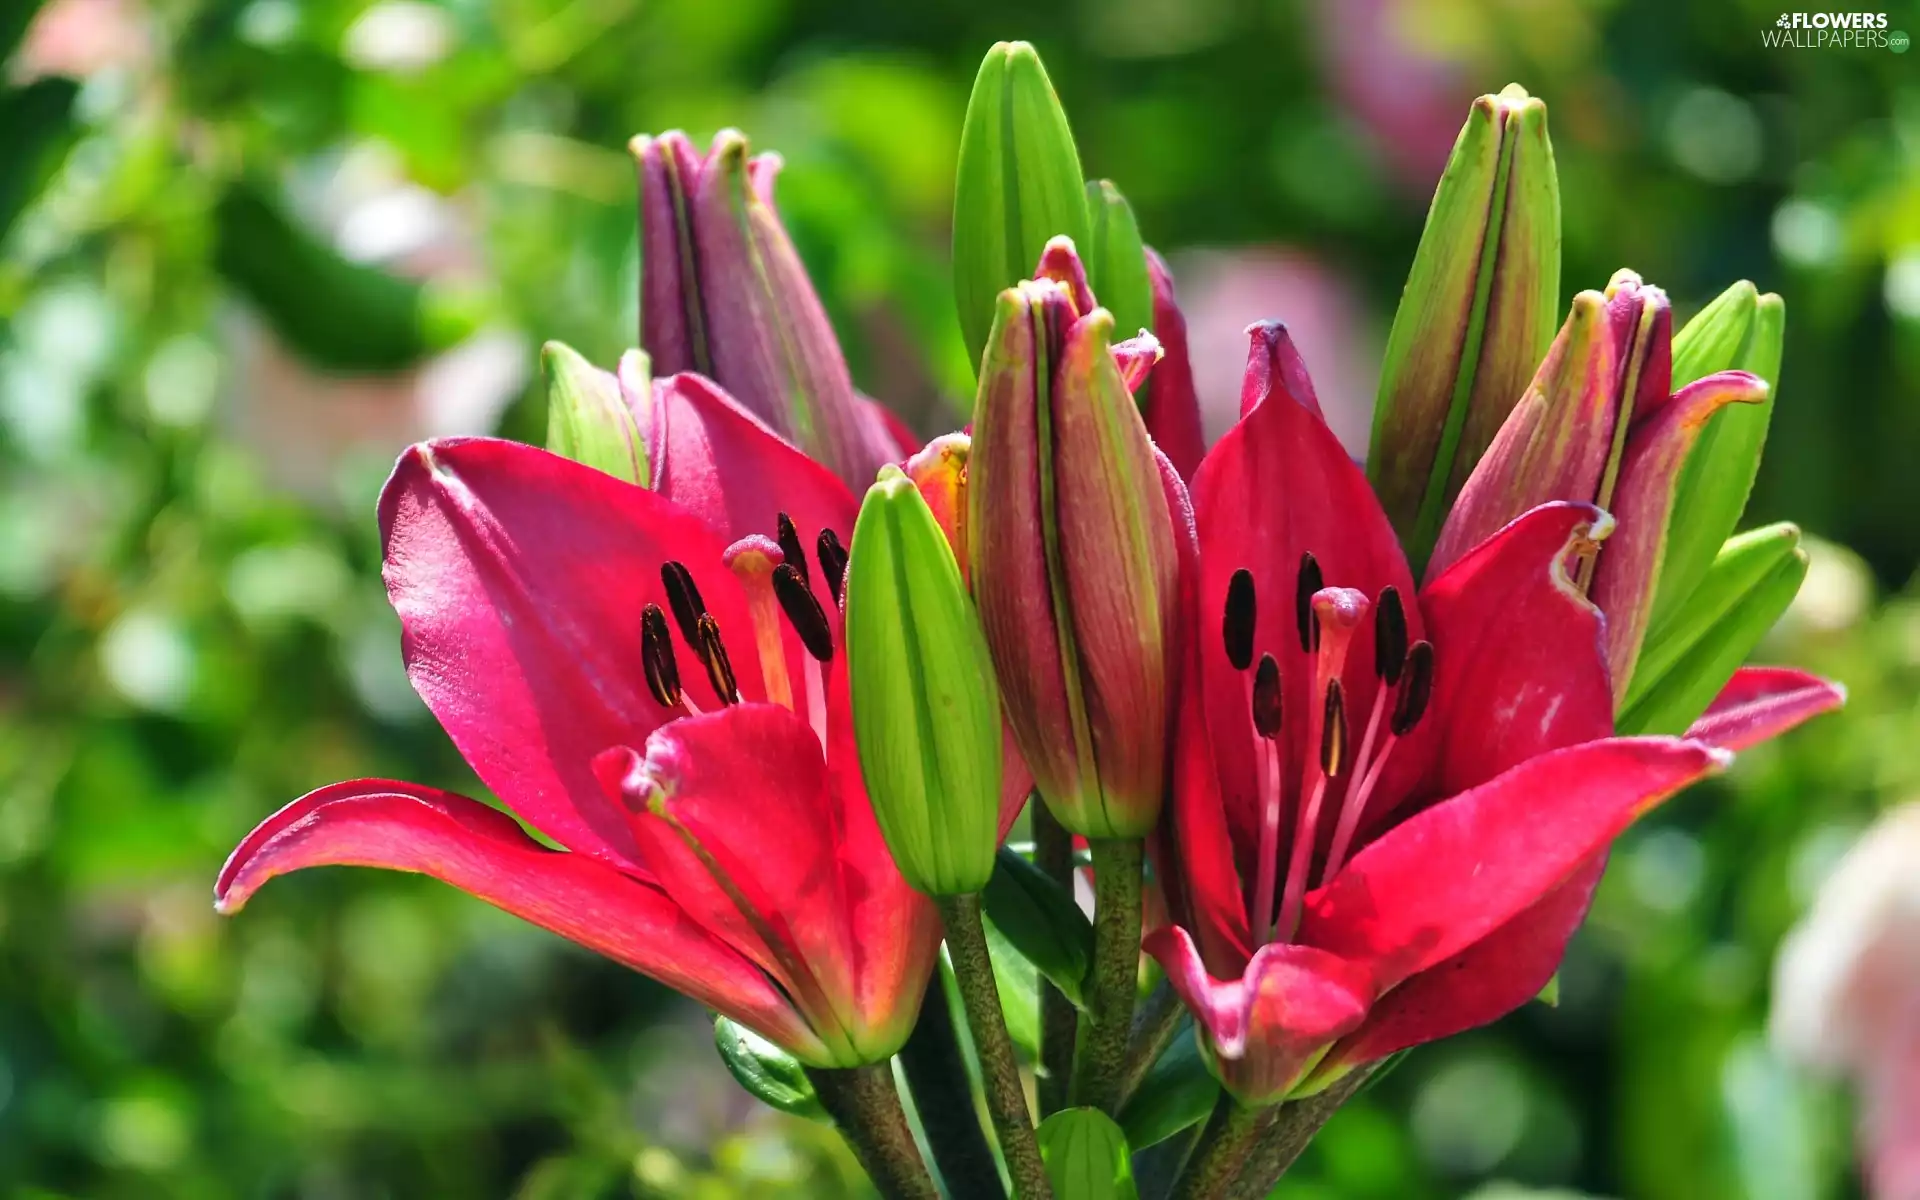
1764,12 -> 1900,47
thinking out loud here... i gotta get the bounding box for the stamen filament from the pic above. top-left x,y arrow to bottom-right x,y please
1323,684 -> 1389,885
805,654 -> 829,754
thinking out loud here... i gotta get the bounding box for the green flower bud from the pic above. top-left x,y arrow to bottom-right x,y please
1083,179 -> 1155,357
541,341 -> 650,486
1038,1108 -> 1139,1200
844,467 -> 1004,896
1619,521 -> 1808,735
1368,84 -> 1562,571
713,1016 -> 826,1120
953,41 -> 1091,371
1647,283 -> 1785,636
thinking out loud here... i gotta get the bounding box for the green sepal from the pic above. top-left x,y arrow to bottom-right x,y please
713,1016 -> 826,1121
541,341 -> 650,486
1537,972 -> 1561,1007
1649,284 -> 1785,635
953,41 -> 1090,371
980,845 -> 1093,1007
845,468 -> 1004,896
1083,180 -> 1154,353
1038,1108 -> 1140,1199
1116,1020 -> 1218,1150
1618,523 -> 1808,736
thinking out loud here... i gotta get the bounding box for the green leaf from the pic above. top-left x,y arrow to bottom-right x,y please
1038,1108 -> 1139,1199
980,845 -> 1093,1006
953,41 -> 1090,372
1116,1017 -> 1219,1149
981,913 -> 1041,1060
1082,179 -> 1154,350
1618,525 -> 1808,736
1651,284 -> 1784,634
713,1017 -> 826,1120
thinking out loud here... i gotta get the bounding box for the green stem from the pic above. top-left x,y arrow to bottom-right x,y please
898,971 -> 1006,1199
938,893 -> 1055,1200
1228,1065 -> 1378,1199
1169,1097 -> 1276,1200
1072,837 -> 1145,1113
807,1062 -> 941,1200
1115,979 -> 1185,1113
1032,802 -> 1078,1117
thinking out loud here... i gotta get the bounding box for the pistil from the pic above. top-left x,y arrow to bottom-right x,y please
771,562 -> 835,751
1323,639 -> 1435,881
725,536 -> 795,709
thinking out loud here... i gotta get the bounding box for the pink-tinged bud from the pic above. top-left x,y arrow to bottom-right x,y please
1142,248 -> 1208,481
1431,270 -> 1766,701
969,281 -> 1180,838
904,433 -> 971,585
631,129 -> 889,489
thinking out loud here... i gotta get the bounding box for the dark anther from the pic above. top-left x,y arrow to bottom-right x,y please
772,563 -> 835,663
695,614 -> 740,705
660,561 -> 707,645
1374,585 -> 1409,685
1223,569 -> 1257,671
776,512 -> 809,586
1251,653 -> 1283,737
1295,551 -> 1324,653
1320,678 -> 1347,776
1391,641 -> 1435,737
640,603 -> 682,707
816,528 -> 850,605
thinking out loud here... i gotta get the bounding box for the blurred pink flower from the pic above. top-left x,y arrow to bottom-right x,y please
15,0 -> 150,81
1773,802 -> 1920,1199
1306,0 -> 1466,192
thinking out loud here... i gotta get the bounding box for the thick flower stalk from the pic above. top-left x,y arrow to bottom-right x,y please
631,128 -> 900,487
1147,324 -> 1842,1151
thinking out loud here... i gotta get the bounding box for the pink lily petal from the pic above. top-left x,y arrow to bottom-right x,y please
649,371 -> 861,550
380,437 -> 760,868
215,778 -> 827,1061
1190,323 -> 1420,876
1302,736 -> 1728,991
1141,248 -> 1208,482
1145,924 -> 1373,1105
1686,665 -> 1847,753
1416,501 -> 1616,803
1316,856 -> 1604,1075
599,703 -> 937,1064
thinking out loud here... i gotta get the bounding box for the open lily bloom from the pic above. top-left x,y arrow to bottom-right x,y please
218,374 -> 964,1069
1146,324 -> 1844,1105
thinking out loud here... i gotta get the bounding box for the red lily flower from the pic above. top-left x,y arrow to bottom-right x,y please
1146,324 -> 1843,1104
217,374 -> 969,1068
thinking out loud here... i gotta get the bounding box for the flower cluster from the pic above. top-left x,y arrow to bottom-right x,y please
216,40 -> 1845,1200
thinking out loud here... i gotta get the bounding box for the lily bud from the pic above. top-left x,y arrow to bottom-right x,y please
1083,180 -> 1155,359
968,281 -> 1180,839
1368,84 -> 1561,569
630,128 -> 886,487
1618,522 -> 1808,736
903,433 -> 971,584
1141,248 -> 1207,481
845,467 -> 1004,897
1432,270 -> 1767,704
541,341 -> 650,486
953,41 -> 1091,371
1648,283 -> 1785,635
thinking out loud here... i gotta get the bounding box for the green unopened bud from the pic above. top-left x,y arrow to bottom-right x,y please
713,1016 -> 826,1120
953,41 -> 1091,372
1621,522 -> 1807,734
542,341 -> 650,485
1038,1108 -> 1139,1200
1369,84 -> 1561,571
1648,283 -> 1785,635
1083,180 -> 1154,357
845,467 -> 1004,896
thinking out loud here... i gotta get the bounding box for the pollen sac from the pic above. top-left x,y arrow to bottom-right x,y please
844,467 -> 1004,897
1368,84 -> 1562,570
968,278 -> 1181,839
542,340 -> 650,486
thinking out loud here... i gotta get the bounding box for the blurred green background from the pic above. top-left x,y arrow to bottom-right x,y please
1,0 -> 1914,1195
